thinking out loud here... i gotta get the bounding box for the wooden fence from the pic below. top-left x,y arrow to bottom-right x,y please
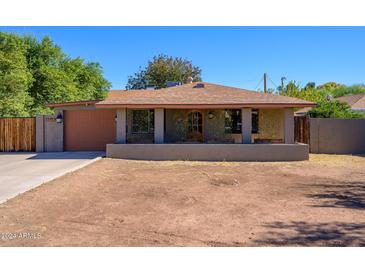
294,116 -> 310,144
0,118 -> 36,152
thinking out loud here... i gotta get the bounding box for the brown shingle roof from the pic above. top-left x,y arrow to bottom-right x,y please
337,93 -> 365,109
95,82 -> 315,108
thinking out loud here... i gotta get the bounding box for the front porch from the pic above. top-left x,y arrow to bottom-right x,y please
115,107 -> 295,145
109,107 -> 309,161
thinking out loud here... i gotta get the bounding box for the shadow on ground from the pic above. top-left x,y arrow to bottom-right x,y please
255,221 -> 365,246
307,181 -> 365,209
27,152 -> 105,160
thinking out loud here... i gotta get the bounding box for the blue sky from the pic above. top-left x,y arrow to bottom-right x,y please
1,26 -> 364,90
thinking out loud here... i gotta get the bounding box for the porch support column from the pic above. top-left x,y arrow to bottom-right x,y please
241,108 -> 252,144
116,108 -> 127,144
284,108 -> 295,144
154,108 -> 164,144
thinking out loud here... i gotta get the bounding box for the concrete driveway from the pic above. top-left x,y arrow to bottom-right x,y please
0,151 -> 104,204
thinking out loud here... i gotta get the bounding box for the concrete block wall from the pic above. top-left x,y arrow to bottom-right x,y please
310,118 -> 365,154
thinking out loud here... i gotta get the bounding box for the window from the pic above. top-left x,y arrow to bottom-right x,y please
132,109 -> 154,133
187,111 -> 204,142
224,109 -> 259,134
224,109 -> 242,133
188,111 -> 203,134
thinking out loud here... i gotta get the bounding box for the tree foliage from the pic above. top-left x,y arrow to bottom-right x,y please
280,81 -> 327,103
280,80 -> 365,119
0,33 -> 33,117
317,82 -> 344,90
0,32 -> 111,117
308,100 -> 364,119
327,84 -> 365,98
126,54 -> 202,90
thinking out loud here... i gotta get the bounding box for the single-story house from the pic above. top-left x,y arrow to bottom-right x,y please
337,93 -> 365,114
37,82 -> 316,161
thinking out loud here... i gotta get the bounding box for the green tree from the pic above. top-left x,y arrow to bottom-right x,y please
24,36 -> 110,115
308,100 -> 364,118
280,80 -> 364,118
327,84 -> 365,98
0,32 -> 111,117
62,58 -> 109,101
125,68 -> 148,90
126,54 -> 202,89
317,82 -> 344,90
280,80 -> 327,102
0,32 -> 33,117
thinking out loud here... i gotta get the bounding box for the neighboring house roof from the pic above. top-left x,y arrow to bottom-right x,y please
294,107 -> 312,116
337,93 -> 365,110
49,82 -> 316,108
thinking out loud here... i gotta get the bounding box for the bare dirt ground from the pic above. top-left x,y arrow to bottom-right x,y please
0,154 -> 364,247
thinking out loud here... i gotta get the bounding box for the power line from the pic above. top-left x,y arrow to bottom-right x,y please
254,76 -> 264,91
268,76 -> 279,89
254,74 -> 280,93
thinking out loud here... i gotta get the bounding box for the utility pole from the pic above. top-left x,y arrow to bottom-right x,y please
263,73 -> 267,94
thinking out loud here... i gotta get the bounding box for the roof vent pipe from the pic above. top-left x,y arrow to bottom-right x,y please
166,81 -> 181,87
193,83 -> 205,88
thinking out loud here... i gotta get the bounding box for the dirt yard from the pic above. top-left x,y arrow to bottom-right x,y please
0,154 -> 364,247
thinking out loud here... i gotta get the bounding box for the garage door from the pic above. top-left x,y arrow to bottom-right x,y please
64,109 -> 116,151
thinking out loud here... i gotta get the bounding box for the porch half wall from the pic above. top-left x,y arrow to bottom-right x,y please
106,143 -> 309,161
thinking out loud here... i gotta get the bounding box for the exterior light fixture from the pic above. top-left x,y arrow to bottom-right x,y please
208,112 -> 215,119
56,112 -> 63,123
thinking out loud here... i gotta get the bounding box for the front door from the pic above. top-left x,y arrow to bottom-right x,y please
187,111 -> 203,142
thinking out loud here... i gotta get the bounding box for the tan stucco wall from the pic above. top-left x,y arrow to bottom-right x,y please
203,109 -> 227,142
254,109 -> 284,141
165,109 -> 188,143
107,143 -> 309,161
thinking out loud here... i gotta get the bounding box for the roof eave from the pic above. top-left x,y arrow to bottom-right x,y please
95,102 -> 317,109
47,100 -> 101,108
